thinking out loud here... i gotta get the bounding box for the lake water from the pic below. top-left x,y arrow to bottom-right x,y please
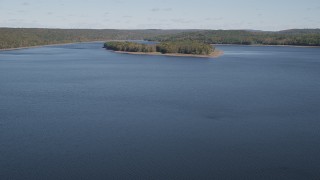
1,43 -> 320,180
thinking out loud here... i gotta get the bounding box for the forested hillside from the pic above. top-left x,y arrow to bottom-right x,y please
1,28 -> 320,49
146,29 -> 320,46
0,28 -> 194,49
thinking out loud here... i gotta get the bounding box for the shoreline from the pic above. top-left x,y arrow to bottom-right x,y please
112,49 -> 224,58
1,41 -> 319,52
0,41 -> 105,52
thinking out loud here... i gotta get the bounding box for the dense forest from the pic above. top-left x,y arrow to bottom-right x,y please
104,41 -> 214,55
156,41 -> 214,55
1,28 -> 320,49
146,29 -> 320,46
0,28 -> 194,49
104,41 -> 157,53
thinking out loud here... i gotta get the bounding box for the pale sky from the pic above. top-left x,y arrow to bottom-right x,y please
0,0 -> 319,30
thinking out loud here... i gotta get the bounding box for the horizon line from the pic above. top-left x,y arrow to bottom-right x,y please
1,27 -> 320,32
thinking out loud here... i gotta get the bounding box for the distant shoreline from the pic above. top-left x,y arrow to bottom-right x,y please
1,41 -> 319,52
0,41 -> 105,52
111,49 -> 224,58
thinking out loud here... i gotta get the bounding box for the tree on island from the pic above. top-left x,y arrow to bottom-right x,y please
156,41 -> 214,55
104,41 -> 215,55
103,41 -> 156,52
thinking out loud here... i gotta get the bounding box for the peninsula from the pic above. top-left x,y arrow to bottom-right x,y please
104,41 -> 222,58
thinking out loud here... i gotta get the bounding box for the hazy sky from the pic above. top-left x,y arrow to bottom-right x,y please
0,0 -> 319,30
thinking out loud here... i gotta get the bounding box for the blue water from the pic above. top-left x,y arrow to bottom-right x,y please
1,43 -> 320,180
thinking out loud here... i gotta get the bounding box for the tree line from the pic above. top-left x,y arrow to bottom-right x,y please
146,29 -> 320,46
104,41 -> 157,52
156,41 -> 214,55
1,28 -> 320,49
104,41 -> 214,55
0,28 -> 192,49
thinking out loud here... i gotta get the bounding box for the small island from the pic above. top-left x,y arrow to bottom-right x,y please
104,41 -> 223,58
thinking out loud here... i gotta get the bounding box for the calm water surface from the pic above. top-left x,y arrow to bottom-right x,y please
1,43 -> 320,179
